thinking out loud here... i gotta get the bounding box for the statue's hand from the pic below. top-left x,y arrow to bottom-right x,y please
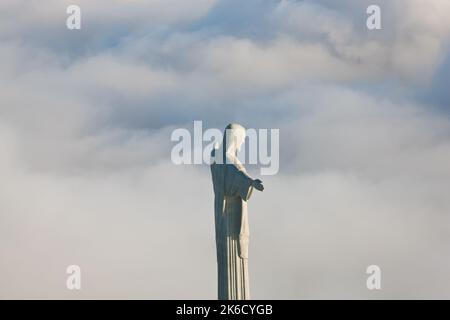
252,179 -> 264,192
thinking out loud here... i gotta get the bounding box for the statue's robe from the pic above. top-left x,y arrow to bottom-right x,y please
210,149 -> 254,300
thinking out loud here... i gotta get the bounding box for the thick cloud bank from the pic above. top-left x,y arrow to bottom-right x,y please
1,0 -> 450,298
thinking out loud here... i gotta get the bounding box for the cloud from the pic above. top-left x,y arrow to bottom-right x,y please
1,0 -> 450,299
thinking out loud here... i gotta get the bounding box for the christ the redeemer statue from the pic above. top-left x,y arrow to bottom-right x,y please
210,123 -> 264,300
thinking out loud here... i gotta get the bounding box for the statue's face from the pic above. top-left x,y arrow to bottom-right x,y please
235,129 -> 246,152
225,125 -> 246,153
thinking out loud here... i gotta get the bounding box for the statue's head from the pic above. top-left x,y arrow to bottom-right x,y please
224,123 -> 246,153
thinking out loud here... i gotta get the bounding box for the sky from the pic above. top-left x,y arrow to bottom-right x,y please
1,0 -> 450,299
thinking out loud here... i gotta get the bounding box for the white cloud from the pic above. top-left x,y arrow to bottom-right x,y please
1,0 -> 450,299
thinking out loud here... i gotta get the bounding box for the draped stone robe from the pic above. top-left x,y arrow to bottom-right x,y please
210,149 -> 254,300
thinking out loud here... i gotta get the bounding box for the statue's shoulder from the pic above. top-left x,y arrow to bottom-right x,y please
211,148 -> 218,166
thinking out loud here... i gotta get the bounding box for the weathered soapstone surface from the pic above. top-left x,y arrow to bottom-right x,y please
210,123 -> 264,300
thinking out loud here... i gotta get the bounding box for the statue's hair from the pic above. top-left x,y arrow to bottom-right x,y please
223,123 -> 246,148
225,123 -> 246,131
211,123 -> 246,166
